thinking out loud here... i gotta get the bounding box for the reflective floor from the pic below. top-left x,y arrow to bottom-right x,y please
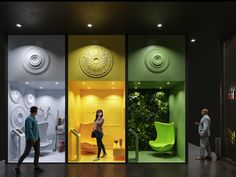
9,151 -> 65,163
128,151 -> 184,163
1,144 -> 236,177
70,150 -> 124,163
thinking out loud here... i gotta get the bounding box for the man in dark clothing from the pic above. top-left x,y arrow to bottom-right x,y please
14,106 -> 44,174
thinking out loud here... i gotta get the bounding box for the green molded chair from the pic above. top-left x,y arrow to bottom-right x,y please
149,121 -> 175,152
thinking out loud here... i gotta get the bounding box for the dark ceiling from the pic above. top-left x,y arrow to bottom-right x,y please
1,2 -> 236,40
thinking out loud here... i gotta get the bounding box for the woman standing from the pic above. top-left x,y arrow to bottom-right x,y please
93,109 -> 107,161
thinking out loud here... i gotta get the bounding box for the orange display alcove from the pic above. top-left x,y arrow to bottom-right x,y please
68,81 -> 125,162
68,35 -> 126,163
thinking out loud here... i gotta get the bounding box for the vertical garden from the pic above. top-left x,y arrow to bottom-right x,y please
128,89 -> 169,150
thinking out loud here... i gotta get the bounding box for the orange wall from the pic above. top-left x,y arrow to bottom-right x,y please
69,87 -> 125,149
68,86 -> 81,160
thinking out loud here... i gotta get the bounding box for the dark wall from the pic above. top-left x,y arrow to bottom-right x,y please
187,30 -> 221,152
222,36 -> 236,161
0,33 -> 6,161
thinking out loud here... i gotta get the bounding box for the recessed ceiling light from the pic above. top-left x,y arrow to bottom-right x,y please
88,87 -> 91,89
191,39 -> 196,43
16,23 -> 22,28
112,87 -> 116,89
55,82 -> 59,85
87,24 -> 93,28
82,82 -> 86,85
157,24 -> 162,28
166,82 -> 170,85
39,87 -> 43,89
112,82 -> 115,85
137,82 -> 141,85
25,82 -> 29,85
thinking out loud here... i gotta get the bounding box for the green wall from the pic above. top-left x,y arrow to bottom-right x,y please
169,83 -> 185,161
128,35 -> 185,81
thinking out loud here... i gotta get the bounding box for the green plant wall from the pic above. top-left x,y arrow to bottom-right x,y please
128,89 -> 169,150
169,83 -> 185,161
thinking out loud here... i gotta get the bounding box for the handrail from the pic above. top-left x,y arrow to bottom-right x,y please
70,128 -> 80,161
129,128 -> 139,162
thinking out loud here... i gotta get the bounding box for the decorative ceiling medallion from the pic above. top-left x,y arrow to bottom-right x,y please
11,106 -> 27,129
9,84 -> 22,104
22,46 -> 51,75
79,45 -> 114,78
145,48 -> 170,73
23,89 -> 36,109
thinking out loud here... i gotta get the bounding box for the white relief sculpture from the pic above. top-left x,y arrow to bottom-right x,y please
79,45 -> 114,78
23,89 -> 36,109
38,106 -> 51,119
22,46 -> 51,75
11,106 -> 27,129
145,48 -> 170,73
9,84 -> 22,104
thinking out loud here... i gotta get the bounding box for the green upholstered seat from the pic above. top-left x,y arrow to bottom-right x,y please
149,121 -> 175,152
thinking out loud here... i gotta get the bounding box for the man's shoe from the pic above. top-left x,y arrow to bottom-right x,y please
205,156 -> 212,161
101,153 -> 107,158
34,166 -> 44,172
195,156 -> 205,160
93,157 -> 100,161
14,166 -> 21,174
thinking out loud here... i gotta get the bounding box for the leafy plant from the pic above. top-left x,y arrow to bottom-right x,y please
128,89 -> 169,150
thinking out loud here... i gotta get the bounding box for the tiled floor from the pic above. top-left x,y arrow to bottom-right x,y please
0,144 -> 236,177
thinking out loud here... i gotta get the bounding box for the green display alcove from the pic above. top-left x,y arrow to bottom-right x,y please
128,35 -> 185,163
128,81 -> 185,163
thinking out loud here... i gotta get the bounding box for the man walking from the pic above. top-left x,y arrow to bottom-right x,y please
14,106 -> 44,174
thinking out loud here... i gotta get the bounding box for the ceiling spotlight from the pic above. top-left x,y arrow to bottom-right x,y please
157,24 -> 162,28
16,23 -> 22,28
82,82 -> 86,85
88,87 -> 91,89
166,82 -> 170,85
112,82 -> 115,85
137,82 -> 141,85
191,39 -> 196,43
25,82 -> 29,85
87,24 -> 93,28
112,87 -> 116,89
39,87 -> 43,89
55,82 -> 59,85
